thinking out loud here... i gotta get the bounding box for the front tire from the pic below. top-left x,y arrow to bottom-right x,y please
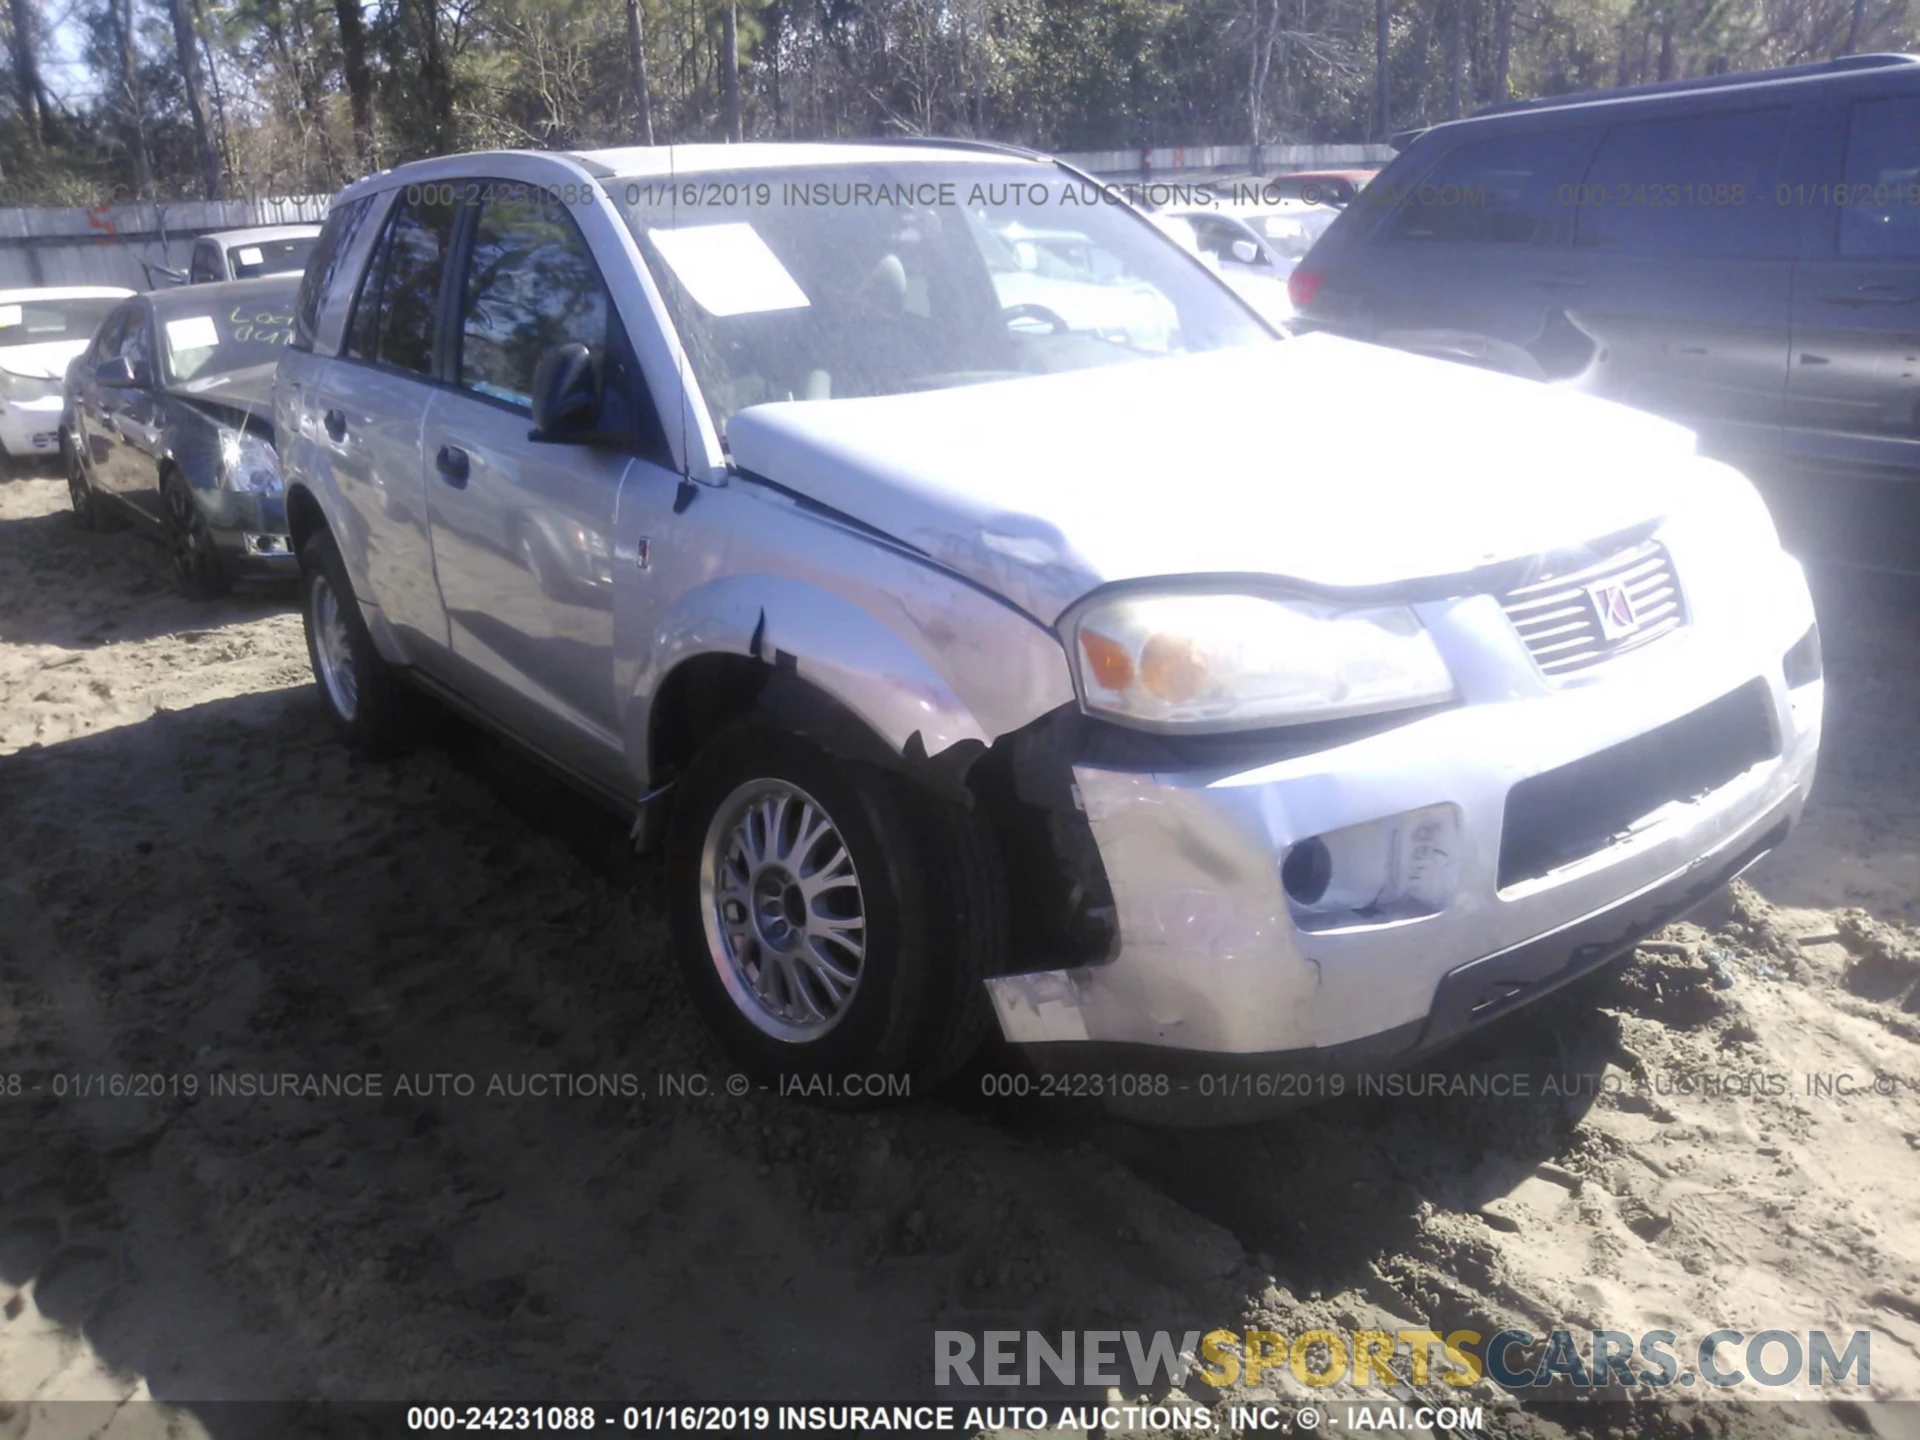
667,721 -> 1005,1096
162,470 -> 231,598
299,527 -> 410,756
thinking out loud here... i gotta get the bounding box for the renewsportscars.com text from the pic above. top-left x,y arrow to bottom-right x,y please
934,1327 -> 1872,1390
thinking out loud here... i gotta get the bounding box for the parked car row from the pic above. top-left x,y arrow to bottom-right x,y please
23,113 -> 1833,1118
62,276 -> 299,596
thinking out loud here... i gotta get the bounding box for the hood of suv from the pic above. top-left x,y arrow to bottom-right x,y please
726,333 -> 1703,625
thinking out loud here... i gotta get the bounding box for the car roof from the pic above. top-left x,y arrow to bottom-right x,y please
335,141 -> 1055,205
146,274 -> 302,317
202,225 -> 323,247
1411,51 -> 1920,144
0,286 -> 135,304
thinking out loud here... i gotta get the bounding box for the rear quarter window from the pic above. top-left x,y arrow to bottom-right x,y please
294,195 -> 378,352
1381,126 -> 1599,245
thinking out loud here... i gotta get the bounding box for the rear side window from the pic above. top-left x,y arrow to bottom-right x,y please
294,195 -> 377,351
456,189 -> 610,410
1574,108 -> 1794,258
1384,128 -> 1598,245
345,191 -> 459,375
1840,97 -> 1920,258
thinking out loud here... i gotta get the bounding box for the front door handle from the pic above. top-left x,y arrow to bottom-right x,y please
436,444 -> 470,488
323,408 -> 348,442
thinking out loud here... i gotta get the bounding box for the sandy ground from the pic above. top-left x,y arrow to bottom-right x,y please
1,463 -> 1918,1440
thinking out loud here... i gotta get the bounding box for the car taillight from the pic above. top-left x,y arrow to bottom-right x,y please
1288,269 -> 1326,309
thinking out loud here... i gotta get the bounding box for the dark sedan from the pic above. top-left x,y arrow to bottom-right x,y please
62,276 -> 298,597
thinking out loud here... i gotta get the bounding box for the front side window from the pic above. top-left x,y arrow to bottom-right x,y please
1574,107 -> 1794,258
1385,127 -> 1599,245
1840,97 -> 1920,258
86,307 -> 131,367
457,190 -> 609,409
295,196 -> 377,350
157,279 -> 301,386
346,192 -> 459,375
618,162 -> 1269,435
116,308 -> 152,378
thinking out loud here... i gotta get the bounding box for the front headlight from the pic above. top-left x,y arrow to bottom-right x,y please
219,429 -> 282,494
1064,588 -> 1456,731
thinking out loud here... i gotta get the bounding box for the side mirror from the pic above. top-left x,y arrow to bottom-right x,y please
1229,238 -> 1262,266
529,343 -> 601,443
95,356 -> 144,388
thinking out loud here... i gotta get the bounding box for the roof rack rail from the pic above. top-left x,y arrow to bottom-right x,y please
849,135 -> 1050,161
1470,52 -> 1920,117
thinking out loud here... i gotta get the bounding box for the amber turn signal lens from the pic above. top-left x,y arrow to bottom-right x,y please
1079,628 -> 1135,692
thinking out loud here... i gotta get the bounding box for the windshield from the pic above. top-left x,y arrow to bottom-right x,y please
618,163 -> 1270,435
227,237 -> 319,279
158,283 -> 299,386
0,296 -> 121,350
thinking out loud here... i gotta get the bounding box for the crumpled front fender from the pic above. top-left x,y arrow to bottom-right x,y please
627,568 -> 1075,784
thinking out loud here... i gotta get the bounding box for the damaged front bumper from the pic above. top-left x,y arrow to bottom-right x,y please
984,571 -> 1822,1114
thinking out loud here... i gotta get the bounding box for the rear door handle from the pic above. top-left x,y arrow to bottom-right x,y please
1819,282 -> 1916,306
436,444 -> 470,488
323,408 -> 348,442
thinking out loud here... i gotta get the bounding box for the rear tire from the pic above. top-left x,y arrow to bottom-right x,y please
666,720 -> 1005,1098
299,527 -> 411,756
64,433 -> 113,531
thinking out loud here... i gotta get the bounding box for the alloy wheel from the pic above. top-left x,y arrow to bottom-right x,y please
165,479 -> 212,587
698,779 -> 867,1042
309,573 -> 360,723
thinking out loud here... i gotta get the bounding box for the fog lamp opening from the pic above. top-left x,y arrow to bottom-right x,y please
1282,803 -> 1462,931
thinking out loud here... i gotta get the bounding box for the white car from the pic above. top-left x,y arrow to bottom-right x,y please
0,287 -> 131,463
274,144 -> 1821,1121
185,225 -> 324,284
1150,214 -> 1294,328
985,223 -> 1177,352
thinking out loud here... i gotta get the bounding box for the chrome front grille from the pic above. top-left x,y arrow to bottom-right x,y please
1499,539 -> 1685,676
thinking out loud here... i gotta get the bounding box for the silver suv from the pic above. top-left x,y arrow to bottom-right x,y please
276,143 -> 1822,1117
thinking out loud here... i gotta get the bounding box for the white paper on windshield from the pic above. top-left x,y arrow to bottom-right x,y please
166,316 -> 220,351
0,306 -> 20,327
237,246 -> 264,266
648,223 -> 810,317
